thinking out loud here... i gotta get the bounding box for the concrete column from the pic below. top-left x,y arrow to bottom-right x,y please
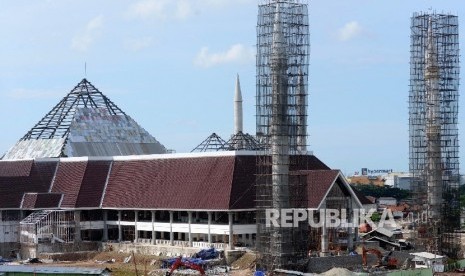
347,207 -> 354,251
321,209 -> 328,256
118,210 -> 122,242
228,212 -> 234,250
74,211 -> 81,242
187,211 -> 192,247
102,210 -> 108,242
188,211 -> 193,247
347,225 -> 354,251
248,234 -> 253,247
134,211 -> 138,243
151,211 -> 156,245
207,211 -> 212,244
169,211 -> 174,246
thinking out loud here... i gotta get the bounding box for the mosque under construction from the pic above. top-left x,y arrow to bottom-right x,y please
0,0 -> 462,274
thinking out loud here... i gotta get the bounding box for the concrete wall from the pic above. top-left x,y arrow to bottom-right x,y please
20,242 -> 99,259
0,242 -> 19,258
307,255 -> 376,273
105,242 -> 201,256
0,222 -> 19,243
224,250 -> 245,265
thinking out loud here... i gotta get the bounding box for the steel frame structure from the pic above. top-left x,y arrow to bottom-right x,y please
255,0 -> 310,271
191,133 -> 228,152
22,79 -> 126,140
409,12 -> 460,257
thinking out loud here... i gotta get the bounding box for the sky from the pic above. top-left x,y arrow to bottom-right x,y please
0,0 -> 464,175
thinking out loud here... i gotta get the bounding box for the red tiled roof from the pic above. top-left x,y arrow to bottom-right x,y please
51,161 -> 87,208
22,193 -> 37,209
229,156 -> 256,209
35,193 -> 63,209
229,155 -> 330,210
0,160 -> 33,177
0,153 -> 332,210
0,161 -> 58,208
292,170 -> 340,209
76,160 -> 111,208
103,156 -> 236,210
22,193 -> 62,209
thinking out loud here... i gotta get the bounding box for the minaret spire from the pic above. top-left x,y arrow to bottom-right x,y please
425,17 -> 442,220
234,74 -> 243,134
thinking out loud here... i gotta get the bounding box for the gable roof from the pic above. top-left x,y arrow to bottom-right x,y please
351,186 -> 375,205
0,160 -> 58,209
293,170 -> 363,209
0,152 -> 331,210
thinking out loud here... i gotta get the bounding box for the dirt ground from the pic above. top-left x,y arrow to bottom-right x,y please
31,251 -> 257,276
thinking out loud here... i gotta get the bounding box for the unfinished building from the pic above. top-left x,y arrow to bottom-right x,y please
255,0 -> 310,271
0,151 -> 349,258
1,78 -> 166,160
409,12 -> 460,257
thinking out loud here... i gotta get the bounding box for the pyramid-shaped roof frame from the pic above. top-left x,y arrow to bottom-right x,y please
2,78 -> 167,159
191,133 -> 228,152
23,78 -> 126,140
222,131 -> 264,151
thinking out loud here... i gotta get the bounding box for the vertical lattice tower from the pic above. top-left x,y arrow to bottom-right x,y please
409,12 -> 460,257
256,0 -> 309,153
256,0 -> 310,271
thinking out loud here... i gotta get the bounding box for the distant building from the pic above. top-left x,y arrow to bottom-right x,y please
347,175 -> 385,186
384,172 -> 414,190
377,197 -> 397,207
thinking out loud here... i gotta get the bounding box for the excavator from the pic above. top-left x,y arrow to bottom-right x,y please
165,256 -> 205,275
362,247 -> 398,269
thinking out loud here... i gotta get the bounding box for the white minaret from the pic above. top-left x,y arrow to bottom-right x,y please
234,74 -> 243,134
425,17 -> 442,220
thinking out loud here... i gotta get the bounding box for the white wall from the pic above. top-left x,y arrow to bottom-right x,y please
0,222 -> 20,243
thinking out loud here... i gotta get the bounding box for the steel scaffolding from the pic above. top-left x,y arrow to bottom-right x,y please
256,0 -> 310,153
20,210 -> 75,244
409,12 -> 460,257
255,0 -> 310,271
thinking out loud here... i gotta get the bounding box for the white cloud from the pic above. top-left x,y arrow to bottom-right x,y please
194,44 -> 255,68
175,0 -> 192,19
337,21 -> 363,42
127,0 -> 191,20
127,0 -> 167,20
124,37 -> 154,51
71,15 -> 104,52
197,0 -> 253,8
126,0 -> 254,21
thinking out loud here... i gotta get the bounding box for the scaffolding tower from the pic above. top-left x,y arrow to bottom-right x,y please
409,12 -> 460,257
256,0 -> 310,271
256,0 -> 309,153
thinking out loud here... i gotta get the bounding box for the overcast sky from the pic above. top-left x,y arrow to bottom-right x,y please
0,0 -> 464,175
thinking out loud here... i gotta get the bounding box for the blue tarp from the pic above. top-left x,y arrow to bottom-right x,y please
194,248 -> 219,260
161,257 -> 205,268
0,258 -> 12,263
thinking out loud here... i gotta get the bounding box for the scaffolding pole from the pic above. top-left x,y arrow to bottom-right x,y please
256,0 -> 310,272
409,11 -> 460,257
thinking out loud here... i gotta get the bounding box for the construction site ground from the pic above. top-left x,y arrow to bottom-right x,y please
20,251 -> 257,276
